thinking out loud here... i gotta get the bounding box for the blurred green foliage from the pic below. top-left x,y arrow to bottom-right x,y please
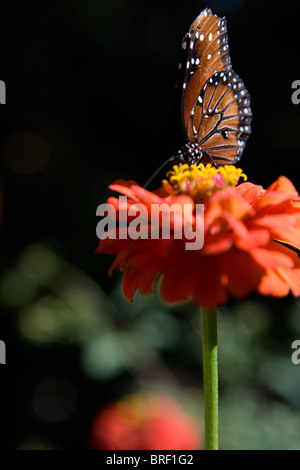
1,242 -> 300,449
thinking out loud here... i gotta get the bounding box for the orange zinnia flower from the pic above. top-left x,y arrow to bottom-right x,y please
97,164 -> 300,308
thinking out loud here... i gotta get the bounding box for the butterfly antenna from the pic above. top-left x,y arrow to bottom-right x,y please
143,156 -> 176,189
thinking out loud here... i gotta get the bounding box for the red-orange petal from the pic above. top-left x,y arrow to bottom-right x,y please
250,246 -> 294,270
154,240 -> 195,302
120,239 -> 171,301
267,176 -> 299,197
235,182 -> 265,206
192,256 -> 229,308
218,248 -> 265,299
258,268 -> 290,297
277,267 -> 300,297
109,180 -> 141,201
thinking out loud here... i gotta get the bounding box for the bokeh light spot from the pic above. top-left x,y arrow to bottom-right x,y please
17,296 -> 84,344
81,333 -> 125,380
19,244 -> 61,283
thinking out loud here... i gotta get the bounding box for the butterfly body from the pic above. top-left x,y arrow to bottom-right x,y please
174,8 -> 252,166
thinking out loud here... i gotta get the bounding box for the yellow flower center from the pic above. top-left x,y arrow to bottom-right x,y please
164,163 -> 247,201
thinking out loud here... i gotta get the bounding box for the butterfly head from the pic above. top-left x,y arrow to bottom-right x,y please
173,142 -> 209,166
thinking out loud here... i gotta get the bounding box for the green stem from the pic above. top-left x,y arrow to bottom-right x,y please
201,306 -> 218,450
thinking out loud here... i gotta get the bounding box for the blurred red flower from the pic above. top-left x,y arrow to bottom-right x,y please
88,392 -> 202,450
97,164 -> 300,308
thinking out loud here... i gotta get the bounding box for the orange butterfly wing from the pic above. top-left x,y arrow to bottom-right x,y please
180,8 -> 252,164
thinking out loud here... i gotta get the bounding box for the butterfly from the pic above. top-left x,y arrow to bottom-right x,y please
175,8 -> 252,166
144,8 -> 252,188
